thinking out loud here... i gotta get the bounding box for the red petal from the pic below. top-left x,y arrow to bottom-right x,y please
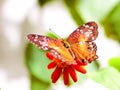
63,68 -> 69,85
76,60 -> 87,66
47,62 -> 57,69
68,66 -> 77,82
51,67 -> 62,83
73,65 -> 87,74
46,52 -> 54,60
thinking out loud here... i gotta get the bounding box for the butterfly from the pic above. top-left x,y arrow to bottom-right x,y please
27,21 -> 98,65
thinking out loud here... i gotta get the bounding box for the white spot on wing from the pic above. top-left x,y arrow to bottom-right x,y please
34,39 -> 37,42
35,35 -> 38,39
90,26 -> 94,29
88,30 -> 92,34
79,29 -> 84,33
85,32 -> 90,37
92,37 -> 95,40
84,25 -> 89,28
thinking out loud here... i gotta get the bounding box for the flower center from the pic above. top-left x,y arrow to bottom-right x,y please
53,58 -> 70,68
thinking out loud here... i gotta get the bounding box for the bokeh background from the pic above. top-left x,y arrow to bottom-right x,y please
0,0 -> 120,90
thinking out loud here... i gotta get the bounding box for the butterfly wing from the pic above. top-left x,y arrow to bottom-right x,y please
67,22 -> 98,63
70,42 -> 98,63
27,34 -> 74,64
67,22 -> 98,44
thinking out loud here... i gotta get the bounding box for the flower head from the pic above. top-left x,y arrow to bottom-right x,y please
46,52 -> 87,85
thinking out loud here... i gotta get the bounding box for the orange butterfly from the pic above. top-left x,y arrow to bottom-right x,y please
27,21 -> 98,85
27,21 -> 98,64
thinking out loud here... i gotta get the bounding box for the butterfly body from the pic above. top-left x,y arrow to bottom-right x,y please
27,22 -> 98,65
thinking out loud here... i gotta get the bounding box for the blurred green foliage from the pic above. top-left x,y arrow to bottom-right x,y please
102,2 -> 120,43
31,75 -> 50,90
109,57 -> 120,71
38,0 -> 52,7
25,0 -> 120,90
25,43 -> 52,83
90,67 -> 120,90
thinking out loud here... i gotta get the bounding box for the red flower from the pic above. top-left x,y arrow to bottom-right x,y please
46,52 -> 87,85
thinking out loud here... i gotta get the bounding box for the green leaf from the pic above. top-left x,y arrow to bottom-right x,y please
30,75 -> 50,90
90,67 -> 120,90
86,61 -> 100,73
45,32 -> 58,39
102,2 -> 120,43
108,57 -> 120,71
25,43 -> 52,83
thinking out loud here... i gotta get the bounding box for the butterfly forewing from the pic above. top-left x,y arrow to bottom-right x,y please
27,34 -> 57,50
67,22 -> 98,44
27,34 -> 74,64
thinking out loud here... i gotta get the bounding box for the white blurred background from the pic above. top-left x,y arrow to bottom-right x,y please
0,0 -> 120,90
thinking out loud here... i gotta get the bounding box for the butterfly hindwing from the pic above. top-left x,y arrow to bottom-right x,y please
71,42 -> 98,63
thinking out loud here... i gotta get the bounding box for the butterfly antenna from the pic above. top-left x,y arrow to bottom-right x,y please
49,28 -> 62,38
